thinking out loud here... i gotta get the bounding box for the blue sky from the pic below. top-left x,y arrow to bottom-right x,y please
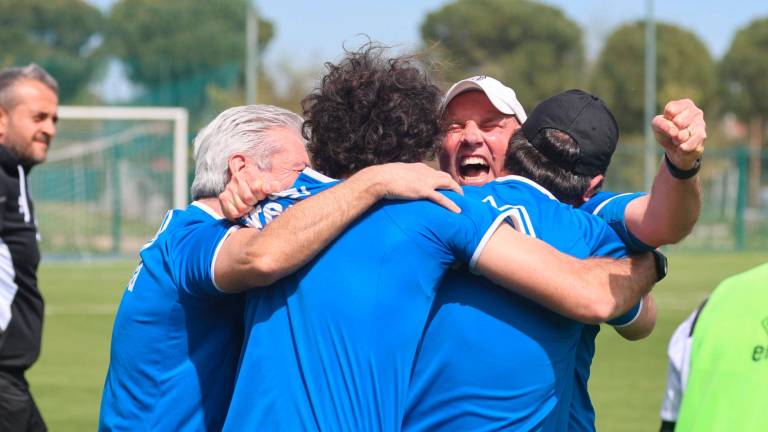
88,0 -> 768,91
250,0 -> 768,68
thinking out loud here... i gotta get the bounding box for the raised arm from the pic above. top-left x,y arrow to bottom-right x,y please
475,223 -> 660,324
213,163 -> 463,292
625,99 -> 705,247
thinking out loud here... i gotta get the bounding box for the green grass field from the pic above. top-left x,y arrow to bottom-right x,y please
27,253 -> 768,431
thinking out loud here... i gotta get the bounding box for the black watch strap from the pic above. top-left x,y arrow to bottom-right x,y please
665,153 -> 701,180
651,249 -> 668,282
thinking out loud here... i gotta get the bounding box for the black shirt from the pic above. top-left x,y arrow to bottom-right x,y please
0,145 -> 42,371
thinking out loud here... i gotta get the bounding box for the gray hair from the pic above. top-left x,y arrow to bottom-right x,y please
190,104 -> 305,200
0,64 -> 59,110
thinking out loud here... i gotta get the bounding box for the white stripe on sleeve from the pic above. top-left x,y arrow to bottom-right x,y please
469,208 -> 524,270
591,193 -> 633,216
0,241 -> 18,331
211,225 -> 242,293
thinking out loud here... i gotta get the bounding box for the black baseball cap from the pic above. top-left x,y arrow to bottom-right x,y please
521,89 -> 619,176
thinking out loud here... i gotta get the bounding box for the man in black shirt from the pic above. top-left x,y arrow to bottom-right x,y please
0,64 -> 58,432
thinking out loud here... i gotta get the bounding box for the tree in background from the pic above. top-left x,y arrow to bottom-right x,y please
420,0 -> 584,109
590,21 -> 716,136
0,0 -> 104,103
721,18 -> 768,126
720,17 -> 768,206
206,59 -> 322,120
107,0 -> 274,123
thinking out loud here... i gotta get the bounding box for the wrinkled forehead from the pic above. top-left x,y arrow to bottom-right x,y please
269,127 -> 309,162
443,90 -> 510,121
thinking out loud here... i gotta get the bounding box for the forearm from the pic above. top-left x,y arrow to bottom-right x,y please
626,162 -> 701,247
634,98 -> 705,247
217,166 -> 388,291
475,224 -> 657,324
567,253 -> 657,323
614,294 -> 657,340
215,162 -> 462,291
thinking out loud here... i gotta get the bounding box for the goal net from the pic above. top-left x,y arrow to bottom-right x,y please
30,106 -> 189,259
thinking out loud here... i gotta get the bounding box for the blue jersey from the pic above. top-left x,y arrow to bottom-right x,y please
223,169 -> 514,431
580,191 -> 652,253
241,168 -> 339,229
99,203 -> 244,431
402,176 -> 634,432
565,191 -> 651,431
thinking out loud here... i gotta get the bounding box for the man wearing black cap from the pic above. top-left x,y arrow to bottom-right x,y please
511,89 -> 658,333
508,89 -> 662,430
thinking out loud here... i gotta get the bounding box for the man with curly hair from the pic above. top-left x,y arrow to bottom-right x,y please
301,48 -> 443,179
222,46 -> 662,431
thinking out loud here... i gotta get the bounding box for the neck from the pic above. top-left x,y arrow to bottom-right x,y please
195,197 -> 224,217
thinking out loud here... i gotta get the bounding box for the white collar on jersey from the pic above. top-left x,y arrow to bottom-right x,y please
493,175 -> 559,201
299,167 -> 337,183
191,201 -> 224,219
266,167 -> 338,198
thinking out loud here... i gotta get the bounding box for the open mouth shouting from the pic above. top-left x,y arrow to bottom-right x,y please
457,155 -> 492,185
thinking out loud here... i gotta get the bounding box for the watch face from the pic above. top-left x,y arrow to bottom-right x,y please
655,250 -> 668,281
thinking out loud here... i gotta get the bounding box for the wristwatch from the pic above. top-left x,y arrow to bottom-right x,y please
665,153 -> 701,180
651,249 -> 668,282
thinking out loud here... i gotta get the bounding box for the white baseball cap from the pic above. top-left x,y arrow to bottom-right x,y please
441,76 -> 527,122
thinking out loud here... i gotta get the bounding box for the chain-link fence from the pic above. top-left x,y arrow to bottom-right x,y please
604,143 -> 768,252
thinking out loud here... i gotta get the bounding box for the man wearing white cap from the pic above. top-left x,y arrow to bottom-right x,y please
438,76 -> 527,186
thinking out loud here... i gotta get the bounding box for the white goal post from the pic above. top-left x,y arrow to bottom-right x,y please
57,106 -> 190,209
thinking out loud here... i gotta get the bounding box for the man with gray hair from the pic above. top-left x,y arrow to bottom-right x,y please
98,104 -> 462,431
0,63 -> 58,432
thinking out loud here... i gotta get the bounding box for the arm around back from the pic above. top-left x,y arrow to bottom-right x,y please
214,163 -> 463,292
474,223 -> 658,324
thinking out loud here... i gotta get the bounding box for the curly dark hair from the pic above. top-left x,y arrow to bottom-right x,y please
302,44 -> 442,178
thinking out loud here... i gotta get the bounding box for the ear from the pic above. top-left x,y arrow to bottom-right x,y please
228,154 -> 246,174
581,174 -> 605,203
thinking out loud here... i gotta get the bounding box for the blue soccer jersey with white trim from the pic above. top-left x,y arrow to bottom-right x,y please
223,171 -> 513,431
580,191 -> 652,252
99,203 -> 244,431
402,176 -> 632,432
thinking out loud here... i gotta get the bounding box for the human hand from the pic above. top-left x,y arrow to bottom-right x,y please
218,169 -> 279,221
652,99 -> 706,171
363,163 -> 463,213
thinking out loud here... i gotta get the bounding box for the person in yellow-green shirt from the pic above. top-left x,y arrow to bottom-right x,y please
660,262 -> 768,431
